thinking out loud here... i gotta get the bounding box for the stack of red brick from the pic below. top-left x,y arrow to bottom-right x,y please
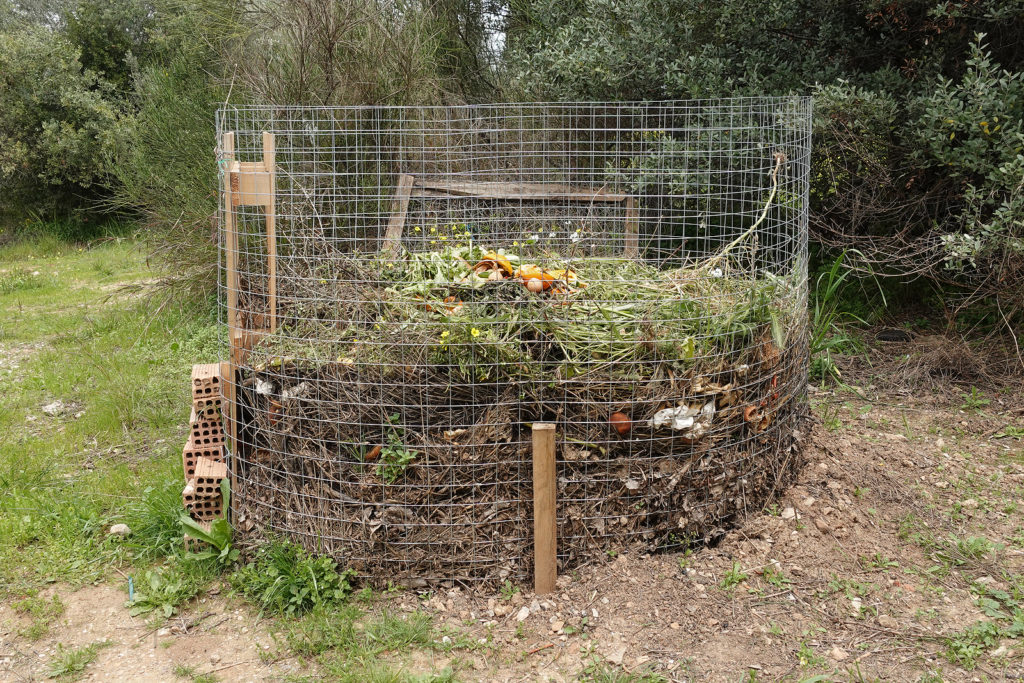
183,363 -> 228,546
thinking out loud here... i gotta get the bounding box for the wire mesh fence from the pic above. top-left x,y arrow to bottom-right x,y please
217,98 -> 812,585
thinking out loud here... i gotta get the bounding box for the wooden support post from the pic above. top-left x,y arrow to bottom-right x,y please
623,195 -> 639,259
221,131 -> 239,520
382,173 -> 415,256
263,132 -> 277,333
532,422 -> 557,595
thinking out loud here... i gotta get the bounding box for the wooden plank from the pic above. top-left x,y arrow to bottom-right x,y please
623,195 -> 639,259
230,162 -> 272,206
413,179 -> 626,202
532,422 -> 557,595
263,132 -> 277,333
221,131 -> 238,523
382,173 -> 415,255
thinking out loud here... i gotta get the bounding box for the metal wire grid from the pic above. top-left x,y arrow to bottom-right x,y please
217,98 -> 811,584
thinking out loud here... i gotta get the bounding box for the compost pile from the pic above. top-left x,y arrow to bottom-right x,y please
233,230 -> 807,584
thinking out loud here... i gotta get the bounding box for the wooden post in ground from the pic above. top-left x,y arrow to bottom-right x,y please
221,131 -> 239,521
532,422 -> 557,595
262,131 -> 277,333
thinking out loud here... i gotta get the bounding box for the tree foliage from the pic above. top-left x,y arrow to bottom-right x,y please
503,0 -> 1024,312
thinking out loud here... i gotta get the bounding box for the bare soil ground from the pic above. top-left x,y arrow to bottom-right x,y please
3,372 -> 1023,682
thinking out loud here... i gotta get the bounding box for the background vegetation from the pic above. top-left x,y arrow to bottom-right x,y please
1,0 -> 1021,329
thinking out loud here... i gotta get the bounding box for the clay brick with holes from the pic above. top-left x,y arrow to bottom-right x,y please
191,363 -> 223,415
182,435 -> 224,482
189,407 -> 224,448
184,520 -> 212,551
183,456 -> 227,521
183,491 -> 223,521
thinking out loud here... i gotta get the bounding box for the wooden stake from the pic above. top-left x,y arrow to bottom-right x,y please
221,131 -> 239,521
623,195 -> 639,259
263,131 -> 277,333
532,422 -> 557,595
382,173 -> 415,256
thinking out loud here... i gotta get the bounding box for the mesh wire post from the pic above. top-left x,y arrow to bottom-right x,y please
217,98 -> 812,586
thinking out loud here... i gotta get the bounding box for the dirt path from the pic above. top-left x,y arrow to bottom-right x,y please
3,383 -> 1023,682
0,586 -> 302,682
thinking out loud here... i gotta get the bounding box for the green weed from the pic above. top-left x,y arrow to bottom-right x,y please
720,562 -> 748,590
230,540 -> 356,616
959,387 -> 991,413
126,566 -> 208,619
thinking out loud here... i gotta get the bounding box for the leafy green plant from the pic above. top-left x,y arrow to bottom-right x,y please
180,479 -> 239,567
860,553 -> 898,570
375,430 -> 419,484
945,620 -> 1002,669
46,641 -> 111,680
231,540 -> 357,616
762,565 -> 792,589
720,562 -> 748,590
126,567 -> 203,618
796,641 -> 826,669
959,387 -> 991,413
499,580 -> 520,601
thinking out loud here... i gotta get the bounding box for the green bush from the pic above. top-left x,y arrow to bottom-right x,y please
0,26 -> 126,216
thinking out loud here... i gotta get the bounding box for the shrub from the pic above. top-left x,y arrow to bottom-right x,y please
0,26 -> 126,217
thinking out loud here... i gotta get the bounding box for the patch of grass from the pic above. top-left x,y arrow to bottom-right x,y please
230,540 -> 357,616
579,658 -> 669,682
280,604 -> 448,680
859,553 -> 898,571
0,237 -> 220,594
46,640 -> 111,680
12,591 -> 64,639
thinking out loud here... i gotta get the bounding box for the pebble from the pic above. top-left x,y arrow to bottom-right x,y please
878,614 -> 898,629
813,517 -> 830,533
42,400 -> 66,416
210,654 -> 221,664
936,438 -> 945,451
780,507 -> 796,520
830,646 -> 849,661
108,523 -> 131,536
515,606 -> 530,622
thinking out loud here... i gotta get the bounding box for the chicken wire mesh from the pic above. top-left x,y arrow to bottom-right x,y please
217,98 -> 812,585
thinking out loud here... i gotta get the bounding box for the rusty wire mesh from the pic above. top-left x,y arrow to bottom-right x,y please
217,98 -> 812,585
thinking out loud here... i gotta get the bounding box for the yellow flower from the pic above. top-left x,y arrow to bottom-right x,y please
470,328 -> 480,338
429,226 -> 437,234
413,226 -> 421,233
374,324 -> 381,330
440,330 -> 450,339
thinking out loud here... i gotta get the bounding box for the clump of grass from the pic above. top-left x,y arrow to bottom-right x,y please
46,641 -> 111,680
579,658 -> 669,682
